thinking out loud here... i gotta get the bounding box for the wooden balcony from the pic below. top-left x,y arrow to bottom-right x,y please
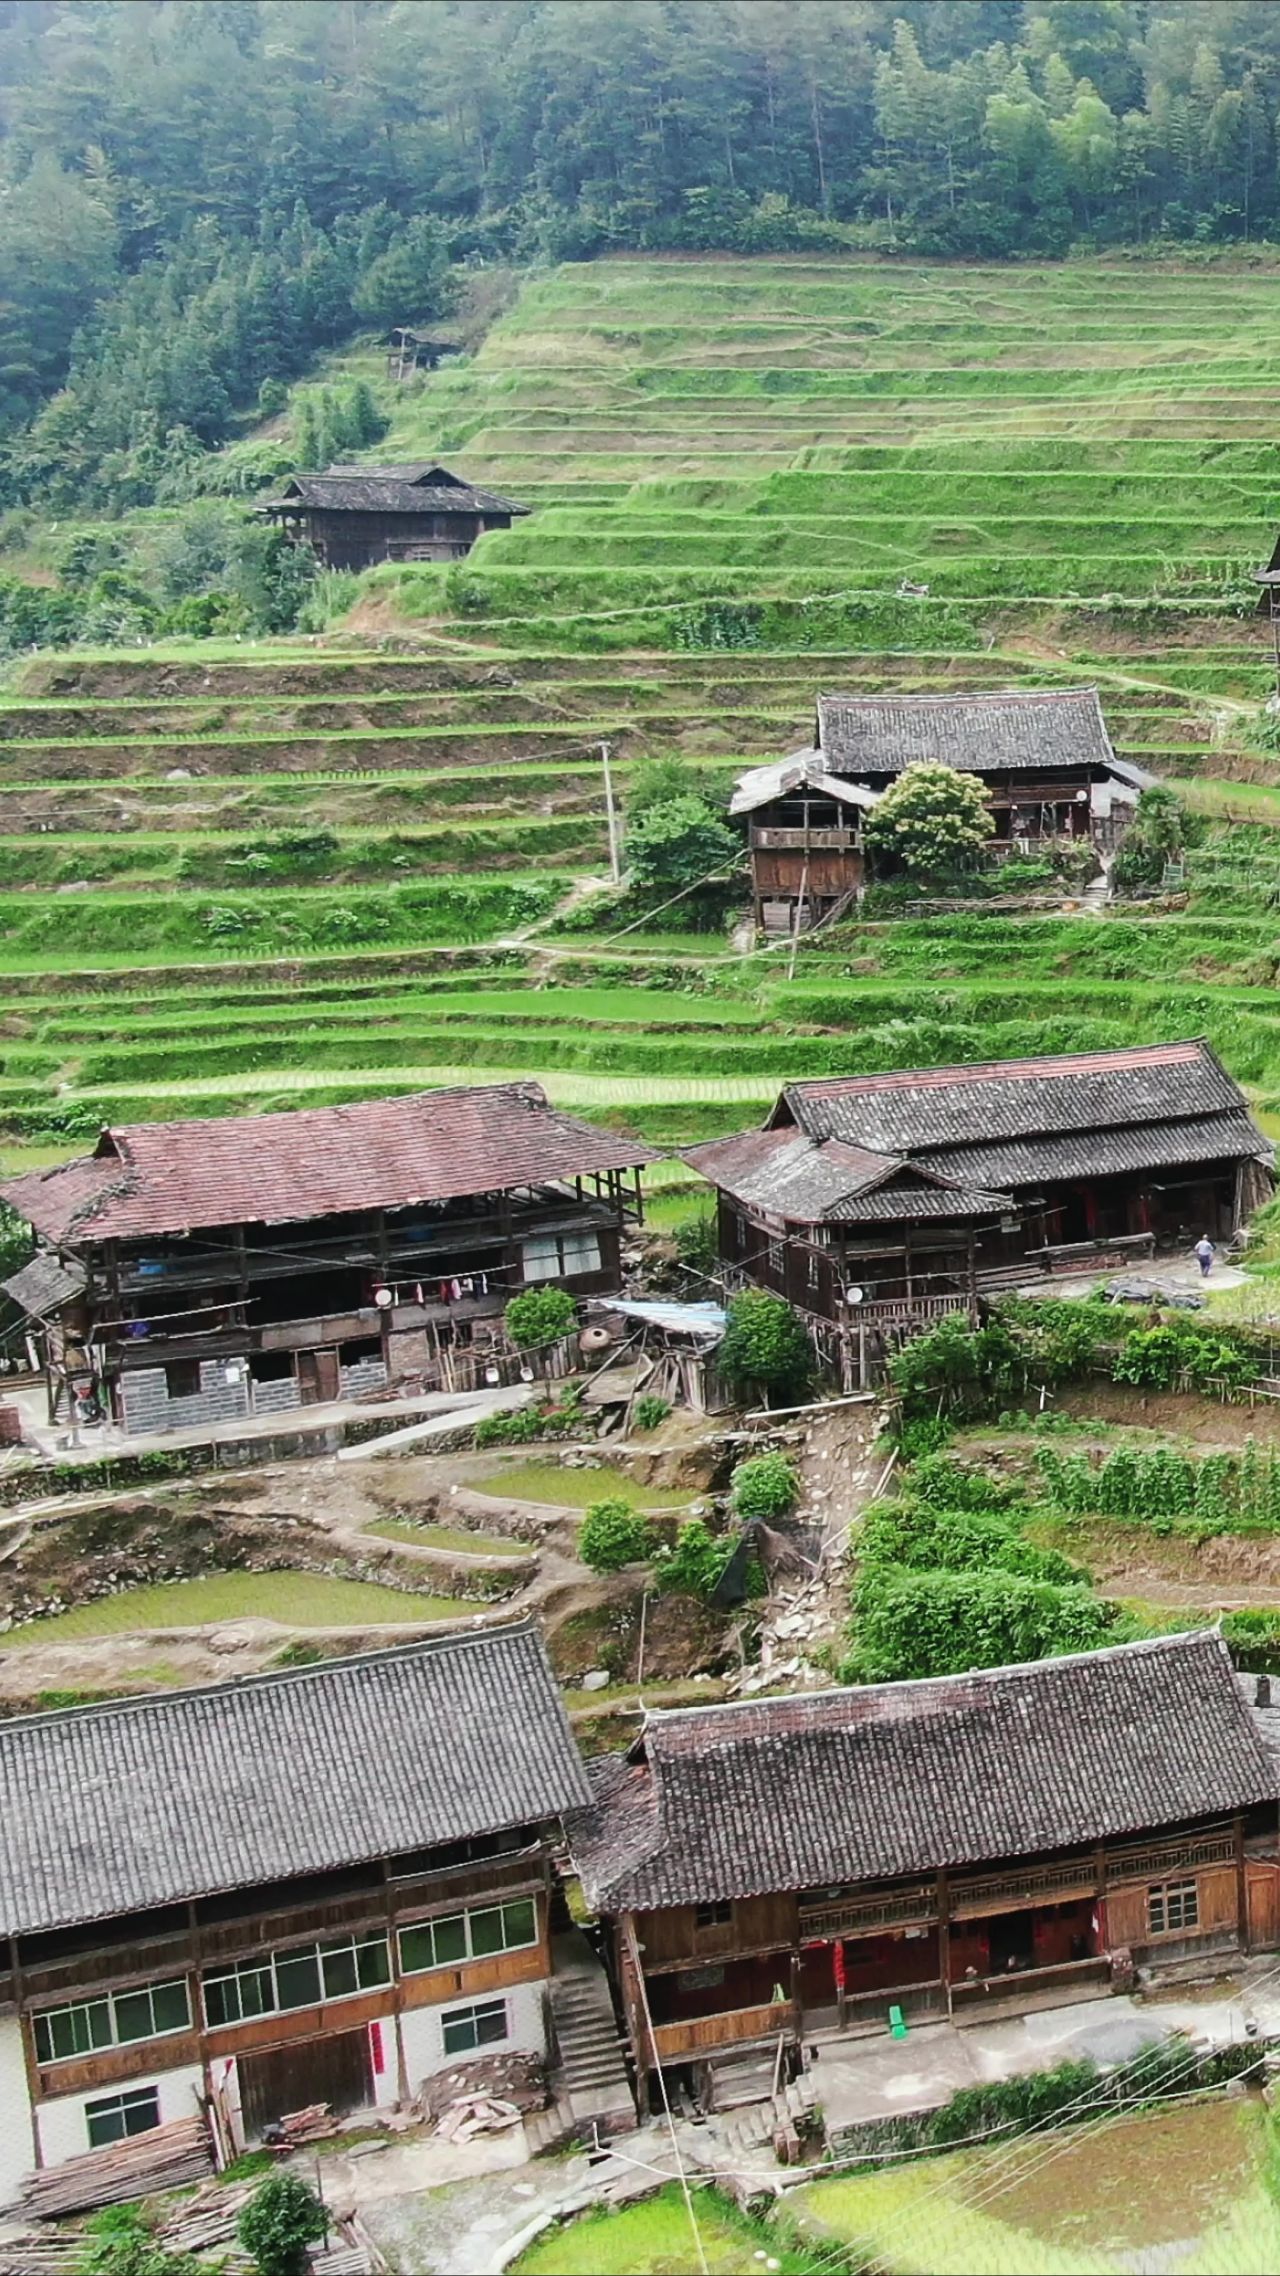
801,1883 -> 936,1941
950,1956 -> 1111,2010
750,827 -> 860,851
950,1857 -> 1099,1919
650,1998 -> 796,2062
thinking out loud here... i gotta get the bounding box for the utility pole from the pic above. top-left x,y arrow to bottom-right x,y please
601,740 -> 622,884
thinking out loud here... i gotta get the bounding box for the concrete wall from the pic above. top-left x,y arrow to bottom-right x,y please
35,2060 -> 206,2170
120,1360 -> 251,1435
398,1979 -> 547,2093
339,1356 -> 388,1398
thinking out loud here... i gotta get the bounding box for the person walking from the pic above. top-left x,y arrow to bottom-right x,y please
1194,1234 -> 1216,1279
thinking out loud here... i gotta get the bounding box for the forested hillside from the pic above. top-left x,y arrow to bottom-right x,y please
5,0 -> 1280,515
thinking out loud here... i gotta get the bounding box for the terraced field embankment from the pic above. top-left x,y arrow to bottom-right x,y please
6,255 -> 1280,1159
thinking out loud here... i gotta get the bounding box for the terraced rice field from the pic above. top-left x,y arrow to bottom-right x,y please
6,256 -> 1280,1161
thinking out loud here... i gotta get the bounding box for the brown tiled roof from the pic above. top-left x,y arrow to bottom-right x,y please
3,1083 -> 657,1245
570,1632 -> 1275,1910
815,687 -> 1115,777
682,1128 -> 1009,1224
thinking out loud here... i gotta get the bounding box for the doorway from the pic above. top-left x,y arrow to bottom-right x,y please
986,1911 -> 1036,1976
238,2026 -> 374,2138
297,1349 -> 341,1405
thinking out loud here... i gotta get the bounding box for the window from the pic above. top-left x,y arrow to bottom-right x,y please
399,1899 -> 537,1976
521,1232 -> 602,1285
85,2087 -> 160,2149
441,1999 -> 508,2056
203,1934 -> 390,2028
766,1237 -> 784,1278
34,1980 -> 191,2066
1147,1879 -> 1199,1936
164,1360 -> 201,1399
694,1901 -> 733,1930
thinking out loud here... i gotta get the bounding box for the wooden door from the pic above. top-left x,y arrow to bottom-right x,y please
297,1349 -> 341,1405
239,2027 -> 373,2138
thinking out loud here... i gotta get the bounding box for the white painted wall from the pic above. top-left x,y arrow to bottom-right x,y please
0,2015 -> 34,2208
36,2061 -> 205,2170
399,1979 -> 548,2093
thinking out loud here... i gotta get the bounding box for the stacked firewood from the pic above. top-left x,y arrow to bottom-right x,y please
262,2103 -> 338,2148
18,2118 -> 213,2221
418,2050 -> 546,2137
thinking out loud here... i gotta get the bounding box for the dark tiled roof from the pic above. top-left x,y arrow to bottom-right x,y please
816,687 -> 1115,777
682,1129 -> 1008,1224
775,1041 -> 1254,1157
0,1625 -> 590,1937
267,463 -> 527,517
2,1083 -> 658,1245
913,1112 -> 1272,1194
570,1632 -> 1274,1910
2,1253 -> 85,1318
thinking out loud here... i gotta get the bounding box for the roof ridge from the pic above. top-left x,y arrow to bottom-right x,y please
0,1616 -> 540,1738
817,685 -> 1102,707
785,1037 -> 1214,1101
643,1627 -> 1223,1734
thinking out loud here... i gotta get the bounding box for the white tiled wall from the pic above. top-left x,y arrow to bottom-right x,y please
398,1979 -> 547,2092
0,2016 -> 33,2208
35,2061 -> 206,2170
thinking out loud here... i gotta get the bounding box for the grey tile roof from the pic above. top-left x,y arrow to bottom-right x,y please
267,463 -> 528,518
570,1632 -> 1275,1911
912,1112 -> 1272,1194
2,1253 -> 86,1319
0,1624 -> 590,1937
775,1041 -> 1252,1156
730,753 -> 880,817
816,687 -> 1116,777
683,1129 -> 1009,1224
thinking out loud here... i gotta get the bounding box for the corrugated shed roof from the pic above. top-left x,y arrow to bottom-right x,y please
570,1631 -> 1275,1910
2,1083 -> 658,1246
815,687 -> 1116,777
729,753 -> 881,818
775,1041 -> 1251,1156
0,1625 -> 590,1937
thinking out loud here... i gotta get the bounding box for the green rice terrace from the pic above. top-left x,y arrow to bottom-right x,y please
8,256 -> 1280,1169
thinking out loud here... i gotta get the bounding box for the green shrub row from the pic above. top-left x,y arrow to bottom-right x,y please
1038,1441 -> 1280,1532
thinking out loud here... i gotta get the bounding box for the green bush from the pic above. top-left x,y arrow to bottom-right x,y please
78,2204 -> 204,2276
844,1566 -> 1114,1684
632,1394 -> 671,1432
718,1289 -> 814,1406
858,1499 -> 1084,1587
908,1452 -> 1019,1514
578,1499 -> 657,1573
659,1515 -> 733,1600
730,1451 -> 798,1522
1112,1319 -> 1258,1391
473,1390 -> 585,1449
504,1286 -> 577,1351
238,2174 -> 327,2276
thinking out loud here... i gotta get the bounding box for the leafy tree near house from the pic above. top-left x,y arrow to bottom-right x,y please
504,1285 -> 577,1351
579,1498 -> 656,1572
864,763 -> 995,882
718,1290 -> 814,1407
237,2174 -> 327,2276
626,796 -> 741,893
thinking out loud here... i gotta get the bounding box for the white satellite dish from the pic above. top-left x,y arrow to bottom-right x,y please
373,1286 -> 393,1308
844,1285 -> 865,1307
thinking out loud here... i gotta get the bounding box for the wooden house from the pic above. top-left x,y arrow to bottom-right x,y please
0,1624 -> 608,2203
569,1631 -> 1280,2113
684,1040 -> 1272,1384
1,1082 -> 656,1436
258,462 -> 528,571
734,688 -> 1153,932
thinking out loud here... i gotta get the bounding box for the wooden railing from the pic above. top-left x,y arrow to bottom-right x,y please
750,827 -> 860,851
650,1998 -> 795,2062
1105,1830 -> 1236,1887
951,1957 -> 1110,2008
801,1883 -> 936,1940
950,1857 -> 1099,1919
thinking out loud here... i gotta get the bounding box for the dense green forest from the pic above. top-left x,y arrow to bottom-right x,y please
2,0 -> 1280,514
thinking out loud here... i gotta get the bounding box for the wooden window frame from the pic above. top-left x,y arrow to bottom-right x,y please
398,1898 -> 538,1978
1147,1878 -> 1199,1936
85,2085 -> 161,2149
34,1979 -> 191,2066
202,1932 -> 390,2028
441,1997 -> 509,2056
